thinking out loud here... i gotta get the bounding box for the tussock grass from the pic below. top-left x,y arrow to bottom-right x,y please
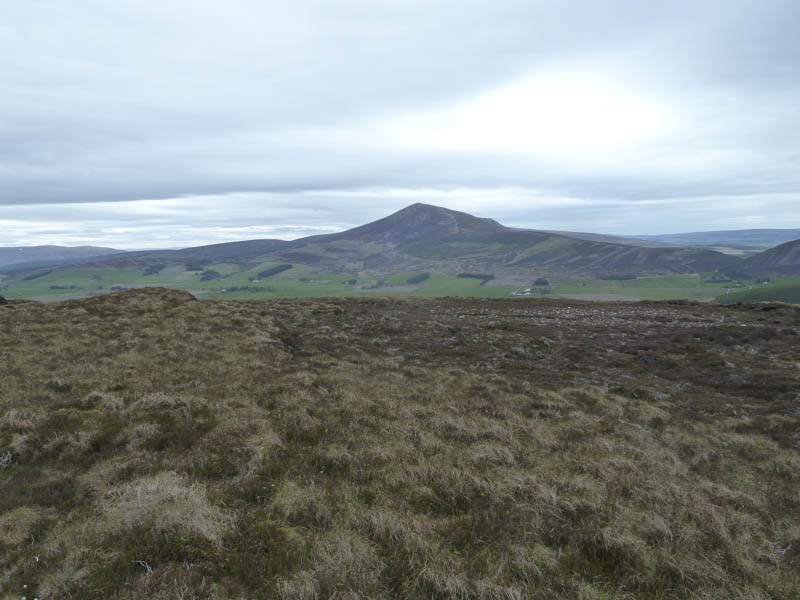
102,471 -> 234,545
0,506 -> 47,546
0,289 -> 798,598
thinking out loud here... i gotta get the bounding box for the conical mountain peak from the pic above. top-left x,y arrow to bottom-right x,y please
331,203 -> 506,244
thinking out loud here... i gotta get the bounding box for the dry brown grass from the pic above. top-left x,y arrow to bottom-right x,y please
0,288 -> 798,599
0,506 -> 46,546
102,471 -> 234,545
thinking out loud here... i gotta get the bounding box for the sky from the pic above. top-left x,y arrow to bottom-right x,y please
2,0 -> 800,249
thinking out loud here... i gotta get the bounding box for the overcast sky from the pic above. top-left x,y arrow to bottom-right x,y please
2,0 -> 800,248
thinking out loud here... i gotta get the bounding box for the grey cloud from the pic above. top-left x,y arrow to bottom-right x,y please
1,0 -> 800,241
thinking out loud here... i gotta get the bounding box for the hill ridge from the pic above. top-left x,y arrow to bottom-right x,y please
740,238 -> 800,276
0,204 -> 747,278
0,245 -> 124,267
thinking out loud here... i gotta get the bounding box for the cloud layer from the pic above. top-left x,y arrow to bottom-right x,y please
2,1 -> 799,246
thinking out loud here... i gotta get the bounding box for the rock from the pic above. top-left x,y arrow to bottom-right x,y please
0,295 -> 6,305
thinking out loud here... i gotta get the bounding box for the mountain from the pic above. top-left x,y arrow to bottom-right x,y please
0,245 -> 123,267
313,202 -> 506,243
0,204 -> 742,278
243,204 -> 740,276
739,238 -> 800,276
632,228 -> 800,250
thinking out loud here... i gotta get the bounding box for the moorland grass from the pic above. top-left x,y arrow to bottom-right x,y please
0,288 -> 798,599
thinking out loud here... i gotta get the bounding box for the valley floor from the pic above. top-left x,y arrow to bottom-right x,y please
1,290 -> 799,599
1,266 -> 759,303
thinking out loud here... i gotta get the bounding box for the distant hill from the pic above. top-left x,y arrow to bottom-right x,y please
0,245 -> 123,267
92,239 -> 292,266
738,238 -> 800,277
536,230 -> 675,248
632,228 -> 800,250
0,239 -> 290,273
0,204 -> 742,278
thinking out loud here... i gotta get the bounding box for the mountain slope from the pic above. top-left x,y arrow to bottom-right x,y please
108,239 -> 291,265
0,245 -> 123,267
395,229 -> 740,275
740,238 -> 800,276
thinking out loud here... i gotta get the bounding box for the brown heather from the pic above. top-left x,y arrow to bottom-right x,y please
0,288 -> 799,599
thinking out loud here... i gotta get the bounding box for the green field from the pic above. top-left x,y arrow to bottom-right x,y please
0,266 -> 762,302
0,266 -> 518,301
550,274 -> 736,301
714,278 -> 800,304
0,267 -> 199,299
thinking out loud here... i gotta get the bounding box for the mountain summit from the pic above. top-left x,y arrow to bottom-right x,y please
303,203 -> 507,245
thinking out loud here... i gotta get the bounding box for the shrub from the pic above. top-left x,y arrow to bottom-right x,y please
407,272 -> 431,284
